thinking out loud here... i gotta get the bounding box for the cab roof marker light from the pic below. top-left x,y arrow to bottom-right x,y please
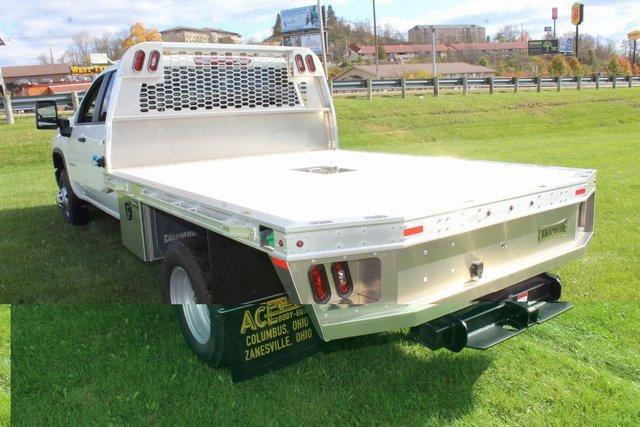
147,50 -> 160,72
305,55 -> 316,73
132,50 -> 145,72
575,188 -> 586,196
294,54 -> 306,73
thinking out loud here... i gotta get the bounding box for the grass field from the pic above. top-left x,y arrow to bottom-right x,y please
5,88 -> 640,424
0,306 -> 9,426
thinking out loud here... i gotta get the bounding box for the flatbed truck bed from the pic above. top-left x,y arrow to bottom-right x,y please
35,42 -> 596,379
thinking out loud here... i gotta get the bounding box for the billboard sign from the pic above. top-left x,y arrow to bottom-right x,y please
571,3 -> 584,26
628,30 -> 640,41
528,39 -> 559,55
552,7 -> 558,20
300,34 -> 323,54
281,5 -> 321,33
283,33 -> 323,54
544,26 -> 552,32
559,37 -> 573,53
90,53 -> 110,65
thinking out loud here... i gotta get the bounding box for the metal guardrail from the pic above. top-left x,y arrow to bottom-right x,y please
331,75 -> 640,98
0,92 -> 85,113
1,75 -> 639,116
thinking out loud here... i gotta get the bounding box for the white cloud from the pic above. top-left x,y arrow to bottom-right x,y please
0,0 -> 637,65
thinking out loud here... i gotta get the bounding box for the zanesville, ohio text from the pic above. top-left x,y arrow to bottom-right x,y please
240,304 -> 314,361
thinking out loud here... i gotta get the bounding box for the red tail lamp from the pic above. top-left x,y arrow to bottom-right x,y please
308,265 -> 331,304
305,54 -> 316,73
147,50 -> 160,72
294,54 -> 306,73
331,262 -> 353,298
132,50 -> 146,72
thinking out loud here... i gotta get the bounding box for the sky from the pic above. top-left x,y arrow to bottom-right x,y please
0,0 -> 639,66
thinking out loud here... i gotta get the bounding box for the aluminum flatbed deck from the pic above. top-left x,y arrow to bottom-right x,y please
111,149 -> 595,233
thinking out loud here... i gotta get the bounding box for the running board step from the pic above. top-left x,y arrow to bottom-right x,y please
411,273 -> 572,352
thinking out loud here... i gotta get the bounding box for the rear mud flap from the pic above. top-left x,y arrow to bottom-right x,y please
220,295 -> 320,382
411,273 -> 572,352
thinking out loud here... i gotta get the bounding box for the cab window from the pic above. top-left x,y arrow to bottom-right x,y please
98,73 -> 116,122
76,75 -> 105,124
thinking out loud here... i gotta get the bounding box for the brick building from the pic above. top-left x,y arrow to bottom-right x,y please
347,42 -> 526,62
408,25 -> 486,44
160,26 -> 241,44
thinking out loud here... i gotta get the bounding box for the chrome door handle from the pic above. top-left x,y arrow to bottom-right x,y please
78,137 -> 86,143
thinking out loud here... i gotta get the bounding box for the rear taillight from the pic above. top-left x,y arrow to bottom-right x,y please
308,265 -> 330,303
147,50 -> 160,72
305,54 -> 316,73
295,54 -> 306,73
331,262 -> 353,298
133,50 -> 145,72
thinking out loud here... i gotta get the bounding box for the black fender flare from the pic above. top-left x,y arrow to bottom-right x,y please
52,148 -> 66,187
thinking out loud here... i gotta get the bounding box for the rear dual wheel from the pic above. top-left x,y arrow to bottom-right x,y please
161,239 -> 226,368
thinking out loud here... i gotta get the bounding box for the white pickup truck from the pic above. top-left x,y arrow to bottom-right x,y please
35,42 -> 595,378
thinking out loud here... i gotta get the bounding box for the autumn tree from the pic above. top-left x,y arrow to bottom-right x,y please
566,56 -> 585,76
92,31 -> 127,60
495,25 -> 521,42
548,54 -> 568,76
37,54 -> 51,65
60,32 -> 93,65
616,56 -> 633,76
122,22 -> 162,50
605,56 -> 622,76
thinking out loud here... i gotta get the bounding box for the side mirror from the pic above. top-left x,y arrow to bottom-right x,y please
35,100 -> 59,130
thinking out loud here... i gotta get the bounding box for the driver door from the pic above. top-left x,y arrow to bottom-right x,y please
69,71 -> 117,215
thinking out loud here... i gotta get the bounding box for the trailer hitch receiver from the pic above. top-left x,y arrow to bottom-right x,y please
411,273 -> 572,352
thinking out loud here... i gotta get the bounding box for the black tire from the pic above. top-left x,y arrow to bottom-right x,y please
57,169 -> 89,225
161,239 -> 226,368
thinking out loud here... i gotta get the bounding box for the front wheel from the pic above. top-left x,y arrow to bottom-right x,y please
56,169 -> 89,225
161,239 -> 226,368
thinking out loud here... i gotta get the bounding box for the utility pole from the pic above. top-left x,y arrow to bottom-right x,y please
430,26 -> 437,77
372,0 -> 379,78
49,42 -> 54,64
317,0 -> 328,76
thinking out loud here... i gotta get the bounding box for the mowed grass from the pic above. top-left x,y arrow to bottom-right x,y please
6,88 -> 640,424
0,306 -> 8,426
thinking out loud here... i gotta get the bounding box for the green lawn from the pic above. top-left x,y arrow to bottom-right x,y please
0,306 -> 8,426
6,88 -> 640,424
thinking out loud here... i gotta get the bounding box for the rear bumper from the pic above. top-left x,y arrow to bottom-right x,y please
312,230 -> 589,341
276,196 -> 593,341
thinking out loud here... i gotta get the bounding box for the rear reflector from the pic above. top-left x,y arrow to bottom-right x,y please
305,54 -> 316,73
294,54 -> 306,73
403,226 -> 424,237
132,50 -> 145,72
331,262 -> 353,298
575,188 -> 586,196
147,50 -> 160,72
271,257 -> 288,270
308,265 -> 331,304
